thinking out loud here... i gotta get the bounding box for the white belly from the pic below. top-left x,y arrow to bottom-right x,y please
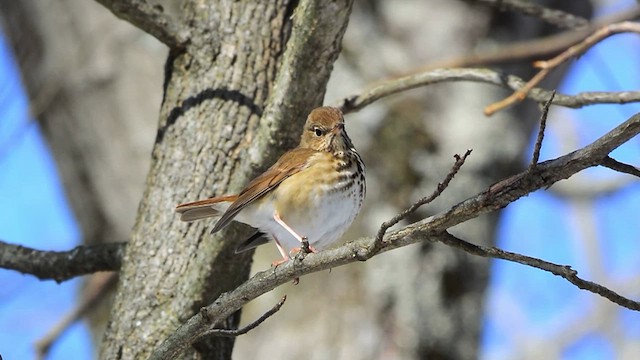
236,177 -> 364,252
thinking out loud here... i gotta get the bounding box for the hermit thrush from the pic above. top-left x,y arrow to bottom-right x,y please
176,107 -> 366,264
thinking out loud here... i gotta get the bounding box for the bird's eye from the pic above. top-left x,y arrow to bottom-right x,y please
313,127 -> 324,137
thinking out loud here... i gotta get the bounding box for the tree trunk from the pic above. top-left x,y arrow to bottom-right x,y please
100,1 -> 354,358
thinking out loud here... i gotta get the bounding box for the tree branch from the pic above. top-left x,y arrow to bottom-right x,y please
601,156 -> 640,178
366,149 -> 473,258
149,112 -> 640,360
406,6 -> 640,71
471,0 -> 588,30
93,0 -> 189,48
35,273 -> 118,359
0,240 -> 125,282
438,232 -> 640,311
197,296 -> 286,338
485,21 -> 640,115
335,68 -> 640,114
528,90 -> 554,172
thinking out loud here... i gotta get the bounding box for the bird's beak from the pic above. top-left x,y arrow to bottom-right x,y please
331,123 -> 344,135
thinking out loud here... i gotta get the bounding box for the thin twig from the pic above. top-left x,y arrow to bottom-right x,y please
438,232 -> 640,310
364,150 -> 473,259
528,90 -> 555,172
335,68 -> 640,114
404,6 -> 640,74
472,0 -> 588,30
198,296 -> 286,338
601,156 -> 640,178
35,273 -> 118,359
485,21 -> 640,115
335,8 -> 640,115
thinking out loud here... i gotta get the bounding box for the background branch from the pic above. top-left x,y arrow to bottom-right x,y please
472,0 -> 588,29
197,296 -> 287,338
0,240 -> 124,282
335,67 -> 640,114
485,21 -> 640,115
35,273 -> 118,359
93,0 -> 188,48
602,156 -> 640,178
408,6 -> 640,71
528,90 -> 554,172
368,149 -> 473,257
438,232 -> 640,311
149,111 -> 640,360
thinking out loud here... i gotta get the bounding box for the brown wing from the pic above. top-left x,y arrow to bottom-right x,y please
175,195 -> 238,221
211,147 -> 316,233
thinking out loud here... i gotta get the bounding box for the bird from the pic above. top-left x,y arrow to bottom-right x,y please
175,106 -> 366,265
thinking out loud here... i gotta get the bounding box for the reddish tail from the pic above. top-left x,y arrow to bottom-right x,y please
175,195 -> 237,222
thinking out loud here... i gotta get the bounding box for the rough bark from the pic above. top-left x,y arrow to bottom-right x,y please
100,1 -> 354,359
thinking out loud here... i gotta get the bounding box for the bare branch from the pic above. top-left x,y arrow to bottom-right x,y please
365,149 -> 473,258
408,6 -> 640,71
471,0 -> 588,30
149,112 -> 640,360
485,21 -> 640,115
438,232 -> 640,310
93,0 -> 188,48
336,8 -> 640,114
528,90 -> 554,172
197,296 -> 286,338
0,240 -> 125,282
335,68 -> 640,114
601,156 -> 640,178
35,273 -> 118,359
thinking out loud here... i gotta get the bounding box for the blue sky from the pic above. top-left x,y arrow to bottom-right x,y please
0,33 -> 91,359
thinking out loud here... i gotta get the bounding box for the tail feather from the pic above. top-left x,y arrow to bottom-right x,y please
235,231 -> 271,253
175,195 -> 237,222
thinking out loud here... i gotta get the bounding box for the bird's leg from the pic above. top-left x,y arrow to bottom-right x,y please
271,236 -> 290,267
273,211 -> 304,242
273,212 -> 317,255
269,223 -> 301,285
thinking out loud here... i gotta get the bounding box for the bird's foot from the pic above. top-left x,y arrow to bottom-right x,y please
291,238 -> 317,256
271,255 -> 290,268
